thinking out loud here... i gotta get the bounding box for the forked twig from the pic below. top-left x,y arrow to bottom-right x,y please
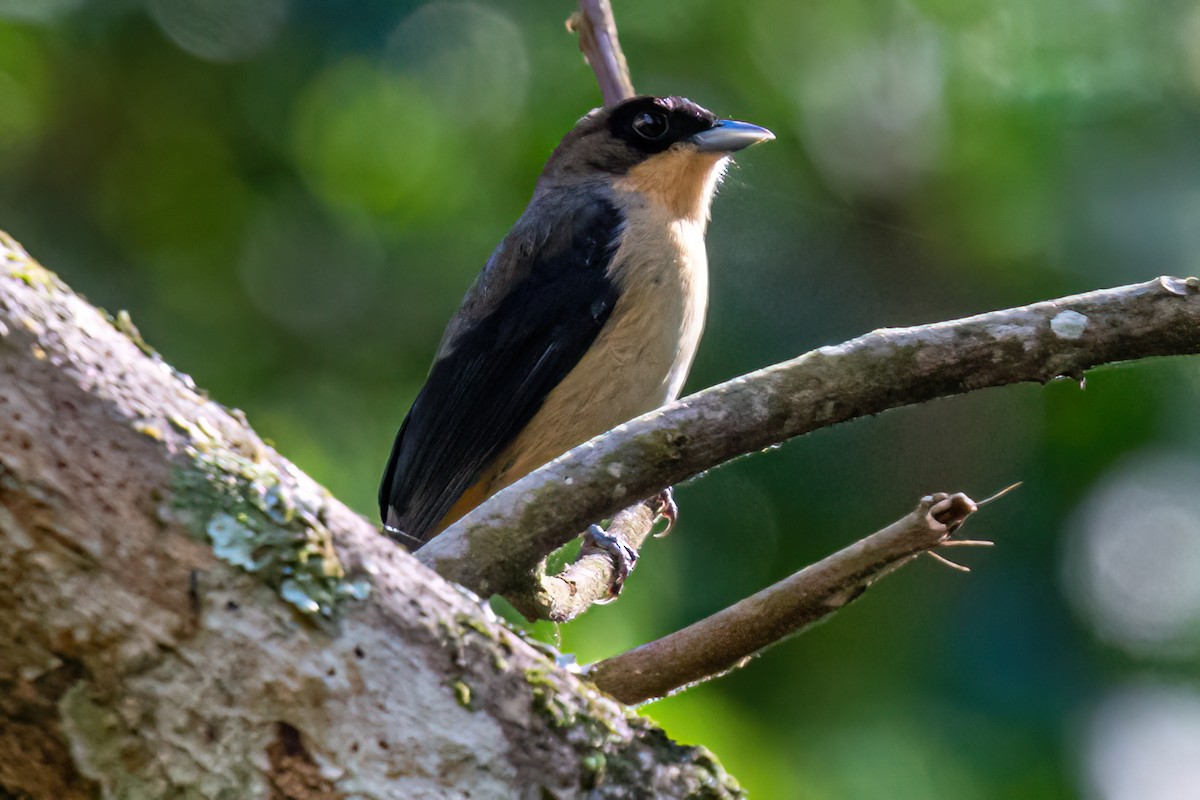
589,492 -> 983,704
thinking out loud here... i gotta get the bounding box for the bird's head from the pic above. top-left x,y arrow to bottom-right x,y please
541,95 -> 773,221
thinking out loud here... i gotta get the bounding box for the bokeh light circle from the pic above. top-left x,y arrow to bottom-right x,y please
291,59 -> 466,226
386,1 -> 529,128
147,0 -> 288,63
1083,682 -> 1200,800
1063,450 -> 1200,659
0,0 -> 82,23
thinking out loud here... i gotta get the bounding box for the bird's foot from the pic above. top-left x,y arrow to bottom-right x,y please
582,523 -> 639,597
650,487 -> 678,536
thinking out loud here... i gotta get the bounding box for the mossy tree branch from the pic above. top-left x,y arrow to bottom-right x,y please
0,232 -> 742,798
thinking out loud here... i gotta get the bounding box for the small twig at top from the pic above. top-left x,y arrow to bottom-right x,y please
567,0 -> 635,105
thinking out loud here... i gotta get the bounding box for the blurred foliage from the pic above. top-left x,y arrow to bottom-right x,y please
3,1 -> 1200,796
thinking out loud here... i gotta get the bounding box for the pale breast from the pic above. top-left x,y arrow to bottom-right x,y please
484,201 -> 709,492
601,205 -> 709,406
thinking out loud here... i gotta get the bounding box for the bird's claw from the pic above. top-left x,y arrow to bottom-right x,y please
651,487 -> 678,537
583,523 -> 639,597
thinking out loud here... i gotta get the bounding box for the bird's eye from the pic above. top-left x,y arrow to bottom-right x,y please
631,111 -> 670,140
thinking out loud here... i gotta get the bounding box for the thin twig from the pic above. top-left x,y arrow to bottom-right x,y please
567,0 -> 635,105
927,550 -> 972,572
976,481 -> 1023,506
419,277 -> 1200,597
505,499 -> 660,622
587,493 -> 978,704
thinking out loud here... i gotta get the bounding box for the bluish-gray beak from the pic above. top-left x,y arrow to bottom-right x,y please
690,119 -> 775,153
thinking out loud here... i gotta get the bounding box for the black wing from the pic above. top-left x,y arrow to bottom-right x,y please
379,199 -> 623,544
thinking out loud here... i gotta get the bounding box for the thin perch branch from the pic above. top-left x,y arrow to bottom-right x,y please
506,499 -> 659,622
568,0 -> 635,105
588,493 -> 979,705
419,277 -> 1200,596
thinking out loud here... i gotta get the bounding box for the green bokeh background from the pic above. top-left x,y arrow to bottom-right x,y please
3,1 -> 1200,796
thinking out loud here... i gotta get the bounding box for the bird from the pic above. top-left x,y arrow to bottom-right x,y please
380,94 -> 772,551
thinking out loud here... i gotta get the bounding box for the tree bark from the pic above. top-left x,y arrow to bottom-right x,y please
0,233 -> 742,798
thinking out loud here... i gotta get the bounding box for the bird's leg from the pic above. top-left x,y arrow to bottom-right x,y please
582,523 -> 639,597
650,486 -> 678,536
